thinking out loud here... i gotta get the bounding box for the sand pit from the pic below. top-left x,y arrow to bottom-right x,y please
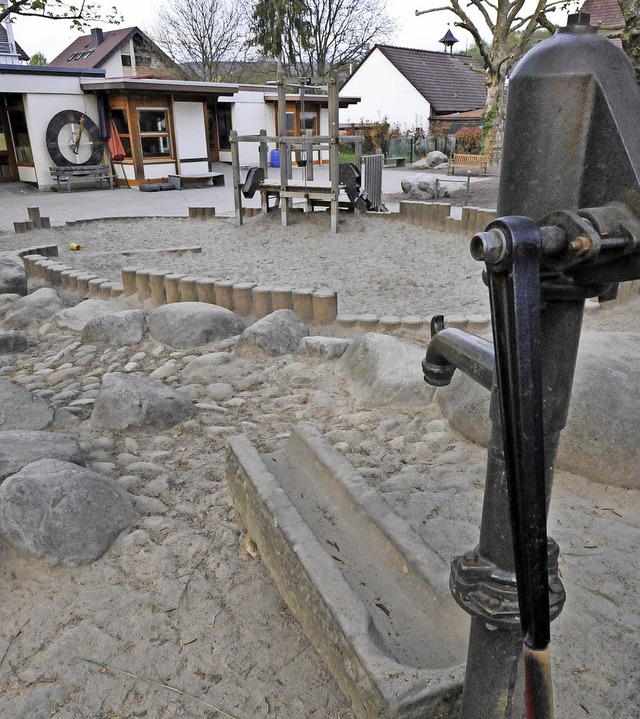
1,206 -> 640,719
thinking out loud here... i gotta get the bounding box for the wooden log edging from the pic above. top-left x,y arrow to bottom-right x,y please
22,235 -> 638,335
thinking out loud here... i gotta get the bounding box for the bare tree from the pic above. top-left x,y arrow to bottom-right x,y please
150,0 -> 251,82
0,0 -> 121,27
415,0 -> 565,153
250,0 -> 396,77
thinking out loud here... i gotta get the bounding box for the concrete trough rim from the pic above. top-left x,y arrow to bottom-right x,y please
226,426 -> 465,718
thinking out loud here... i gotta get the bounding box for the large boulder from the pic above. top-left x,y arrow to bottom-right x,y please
437,331 -> 640,489
400,174 -> 438,199
81,309 -> 146,345
4,288 -> 63,329
91,372 -> 193,430
148,303 -> 245,349
0,459 -> 134,566
0,430 -> 84,482
181,352 -> 235,383
55,299 -> 115,332
0,379 -> 54,430
426,151 -> 448,168
235,309 -> 309,358
339,332 -> 435,408
0,259 -> 27,296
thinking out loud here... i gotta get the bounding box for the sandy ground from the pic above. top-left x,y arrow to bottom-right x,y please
1,191 -> 640,719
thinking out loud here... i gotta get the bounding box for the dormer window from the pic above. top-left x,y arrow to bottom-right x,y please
121,54 -> 132,67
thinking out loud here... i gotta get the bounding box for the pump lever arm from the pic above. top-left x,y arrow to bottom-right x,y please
478,216 -> 554,719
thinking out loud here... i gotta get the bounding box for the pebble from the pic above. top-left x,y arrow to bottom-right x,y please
145,476 -> 170,497
90,461 -> 117,476
117,452 -> 140,466
117,475 -> 142,490
224,397 -> 246,407
120,529 -> 151,547
131,495 -> 168,514
126,461 -> 167,477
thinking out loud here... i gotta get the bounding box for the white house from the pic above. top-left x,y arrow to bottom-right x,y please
339,44 -> 486,133
48,26 -> 182,80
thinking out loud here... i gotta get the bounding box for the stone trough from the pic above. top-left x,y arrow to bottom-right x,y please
226,423 -> 468,718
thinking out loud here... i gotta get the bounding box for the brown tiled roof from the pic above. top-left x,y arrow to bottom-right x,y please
48,26 -> 179,73
579,0 -> 624,45
431,108 -> 484,121
373,45 -> 486,114
48,27 -> 138,68
580,0 -> 623,27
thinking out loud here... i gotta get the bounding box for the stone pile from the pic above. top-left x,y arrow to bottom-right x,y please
4,257 -> 431,568
2,248 -> 640,577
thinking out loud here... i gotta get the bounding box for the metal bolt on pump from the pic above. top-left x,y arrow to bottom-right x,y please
423,13 -> 640,719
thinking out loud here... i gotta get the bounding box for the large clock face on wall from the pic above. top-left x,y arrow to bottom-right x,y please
46,110 -> 104,167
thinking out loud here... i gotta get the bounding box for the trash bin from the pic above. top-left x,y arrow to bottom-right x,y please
270,149 -> 281,168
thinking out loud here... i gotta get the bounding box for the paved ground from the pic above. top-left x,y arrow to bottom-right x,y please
0,163 -> 498,234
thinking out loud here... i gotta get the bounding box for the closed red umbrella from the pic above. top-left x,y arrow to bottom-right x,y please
107,118 -> 126,161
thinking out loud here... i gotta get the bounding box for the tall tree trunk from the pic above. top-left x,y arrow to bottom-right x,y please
482,74 -> 503,156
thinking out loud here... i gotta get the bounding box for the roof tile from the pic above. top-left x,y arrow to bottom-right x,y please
375,45 -> 486,114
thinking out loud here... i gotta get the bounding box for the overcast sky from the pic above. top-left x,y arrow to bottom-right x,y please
12,0 -> 569,62
12,0 -> 483,61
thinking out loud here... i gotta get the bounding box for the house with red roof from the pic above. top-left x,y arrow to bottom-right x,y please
339,44 -> 486,133
579,0 -> 624,46
48,27 -> 182,79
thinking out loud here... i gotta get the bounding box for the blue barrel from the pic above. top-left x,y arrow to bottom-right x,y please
270,149 -> 281,168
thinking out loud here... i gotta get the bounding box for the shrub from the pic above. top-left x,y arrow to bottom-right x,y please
455,126 -> 482,154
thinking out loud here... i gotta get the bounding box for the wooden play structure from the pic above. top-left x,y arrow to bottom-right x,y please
230,75 -> 372,233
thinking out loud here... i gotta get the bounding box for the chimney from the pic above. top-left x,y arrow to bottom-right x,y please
90,28 -> 104,48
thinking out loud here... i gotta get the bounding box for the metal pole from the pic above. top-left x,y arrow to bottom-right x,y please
328,74 -> 340,233
277,76 -> 289,227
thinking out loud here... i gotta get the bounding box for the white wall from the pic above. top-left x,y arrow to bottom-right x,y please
172,100 -> 208,175
102,53 -> 124,78
339,49 -> 431,131
221,89 -> 271,166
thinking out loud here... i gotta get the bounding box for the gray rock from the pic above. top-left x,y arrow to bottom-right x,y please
298,336 -> 352,359
0,430 -> 84,482
400,174 -> 437,199
81,309 -> 146,346
426,150 -> 448,168
0,293 -> 21,317
235,309 -> 309,358
4,288 -> 64,329
340,332 -> 435,408
0,259 -> 27,296
206,382 -> 235,401
0,330 -> 28,354
437,331 -> 640,489
0,459 -> 134,566
148,303 -> 245,349
182,352 -> 234,383
55,299 -> 115,332
91,372 -> 193,430
0,379 -> 54,430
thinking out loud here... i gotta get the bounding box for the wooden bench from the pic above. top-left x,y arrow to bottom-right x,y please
168,172 -> 225,189
448,153 -> 489,175
384,156 -> 407,168
50,165 -> 113,192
